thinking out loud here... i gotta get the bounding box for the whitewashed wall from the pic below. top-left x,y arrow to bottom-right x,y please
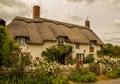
20,41 -> 102,60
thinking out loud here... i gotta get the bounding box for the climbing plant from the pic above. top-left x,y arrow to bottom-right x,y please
42,45 -> 73,65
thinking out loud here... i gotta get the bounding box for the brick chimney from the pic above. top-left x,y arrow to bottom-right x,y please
0,18 -> 6,26
33,5 -> 40,18
85,19 -> 90,29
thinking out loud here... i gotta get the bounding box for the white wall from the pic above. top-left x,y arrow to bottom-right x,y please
20,41 -> 102,60
20,41 -> 57,59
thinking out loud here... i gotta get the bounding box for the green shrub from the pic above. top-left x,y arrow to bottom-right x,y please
106,70 -> 118,79
83,54 -> 95,63
69,70 -> 97,83
80,72 -> 97,82
52,75 -> 69,84
69,72 -> 82,82
115,68 -> 120,77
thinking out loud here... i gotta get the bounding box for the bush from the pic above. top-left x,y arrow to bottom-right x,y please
69,72 -> 82,82
106,70 -> 118,79
52,75 -> 69,84
105,68 -> 120,79
115,68 -> 120,77
80,72 -> 97,82
83,54 -> 95,63
69,69 -> 97,83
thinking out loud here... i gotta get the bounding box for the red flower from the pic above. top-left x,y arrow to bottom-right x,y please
76,61 -> 83,66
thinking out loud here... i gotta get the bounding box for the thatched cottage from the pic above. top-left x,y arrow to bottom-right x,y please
7,6 -> 103,62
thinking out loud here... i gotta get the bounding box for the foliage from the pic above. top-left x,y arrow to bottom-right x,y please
104,68 -> 120,79
0,45 -> 69,84
0,26 -> 19,66
0,26 -> 10,66
33,59 -> 69,84
69,67 -> 97,83
36,72 -> 69,84
98,56 -> 117,70
98,43 -> 120,57
67,58 -> 78,65
52,74 -> 69,84
5,47 -> 32,78
69,72 -> 82,82
0,74 -> 69,84
80,71 -> 97,82
115,68 -> 120,77
105,70 -> 118,79
83,54 -> 95,63
42,45 -> 73,64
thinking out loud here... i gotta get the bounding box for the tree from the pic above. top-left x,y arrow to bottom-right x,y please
0,26 -> 19,66
42,45 -> 73,65
98,43 -> 120,58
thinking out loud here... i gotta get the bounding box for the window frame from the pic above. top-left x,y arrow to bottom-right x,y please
75,43 -> 80,49
76,53 -> 84,61
17,37 -> 26,46
90,41 -> 94,48
58,36 -> 65,46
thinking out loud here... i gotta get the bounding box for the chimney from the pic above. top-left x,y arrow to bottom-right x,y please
33,5 -> 40,18
0,18 -> 6,26
85,19 -> 90,29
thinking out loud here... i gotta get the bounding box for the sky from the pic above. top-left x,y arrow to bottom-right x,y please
0,0 -> 120,45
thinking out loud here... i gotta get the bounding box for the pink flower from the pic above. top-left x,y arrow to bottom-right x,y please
27,46 -> 29,49
36,57 -> 40,61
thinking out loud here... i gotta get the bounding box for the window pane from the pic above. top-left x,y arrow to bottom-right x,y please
76,53 -> 83,61
76,43 -> 80,49
58,37 -> 64,45
17,37 -> 26,45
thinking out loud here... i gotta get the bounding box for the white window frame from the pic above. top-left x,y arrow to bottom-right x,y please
76,53 -> 84,61
17,37 -> 26,46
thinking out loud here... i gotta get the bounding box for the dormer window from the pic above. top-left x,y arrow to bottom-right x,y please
16,37 -> 26,46
58,36 -> 65,46
90,40 -> 94,48
76,43 -> 80,49
89,40 -> 96,52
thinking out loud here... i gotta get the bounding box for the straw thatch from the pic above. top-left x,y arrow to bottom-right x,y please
7,16 -> 103,45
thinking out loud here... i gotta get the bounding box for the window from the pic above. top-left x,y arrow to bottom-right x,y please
89,40 -> 95,52
90,41 -> 94,48
58,37 -> 65,46
76,43 -> 80,49
17,37 -> 26,45
76,53 -> 84,61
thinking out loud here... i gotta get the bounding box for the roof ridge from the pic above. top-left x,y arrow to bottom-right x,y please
13,16 -> 90,30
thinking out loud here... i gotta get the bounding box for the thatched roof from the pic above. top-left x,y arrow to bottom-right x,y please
7,16 -> 103,45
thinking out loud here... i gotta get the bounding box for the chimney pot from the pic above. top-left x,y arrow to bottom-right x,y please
33,5 -> 40,18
